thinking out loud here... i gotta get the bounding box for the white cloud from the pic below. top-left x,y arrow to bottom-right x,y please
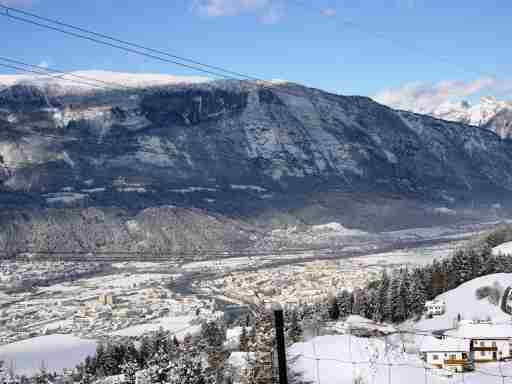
373,77 -> 512,114
193,0 -> 269,17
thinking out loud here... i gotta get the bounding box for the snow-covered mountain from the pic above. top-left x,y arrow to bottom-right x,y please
0,70 -> 209,95
432,96 -> 512,139
2,77 -> 512,255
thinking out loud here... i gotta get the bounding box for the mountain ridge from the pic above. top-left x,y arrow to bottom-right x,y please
1,78 -> 512,255
431,96 -> 512,139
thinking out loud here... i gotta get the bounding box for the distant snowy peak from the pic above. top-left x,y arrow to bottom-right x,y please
431,96 -> 512,139
0,70 -> 210,94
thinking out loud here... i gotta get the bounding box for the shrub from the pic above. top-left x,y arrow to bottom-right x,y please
475,282 -> 503,305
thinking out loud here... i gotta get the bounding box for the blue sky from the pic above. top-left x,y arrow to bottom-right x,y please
1,0 -> 511,111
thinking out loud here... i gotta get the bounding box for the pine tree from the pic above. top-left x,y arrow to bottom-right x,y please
431,259 -> 448,296
103,342 -> 119,376
337,290 -> 353,319
369,289 -> 381,323
327,296 -> 340,320
400,269 -> 411,319
356,290 -> 370,318
250,307 -> 274,384
125,341 -> 139,366
351,288 -> 362,316
200,320 -> 226,373
94,343 -> 106,376
139,336 -> 154,367
390,274 -> 405,323
239,327 -> 249,352
120,360 -> 138,384
288,310 -> 302,343
167,354 -> 207,384
409,269 -> 427,317
377,271 -> 390,321
451,249 -> 472,287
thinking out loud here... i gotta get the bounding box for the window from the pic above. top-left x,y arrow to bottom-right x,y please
492,342 -> 497,348
480,342 -> 485,347
450,354 -> 457,360
433,354 -> 439,360
481,351 -> 486,357
462,353 -> 467,359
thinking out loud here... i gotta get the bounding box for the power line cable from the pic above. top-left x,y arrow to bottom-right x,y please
0,56 -> 134,91
0,3 -> 262,82
0,61 -> 106,90
0,8 -> 236,81
287,0 -> 495,79
0,4 -> 323,101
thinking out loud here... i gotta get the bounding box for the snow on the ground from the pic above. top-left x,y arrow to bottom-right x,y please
290,334 -> 512,384
110,316 -> 199,338
40,282 -> 83,293
81,188 -> 106,193
493,241 -> 512,256
413,273 -> 512,331
84,273 -> 171,289
433,207 -> 457,215
169,187 -> 217,193
310,222 -> 368,236
344,315 -> 397,333
290,334 -> 422,384
227,351 -> 255,368
224,326 -> 252,350
111,262 -> 162,269
229,184 -> 267,192
44,192 -> 88,204
0,334 -> 97,375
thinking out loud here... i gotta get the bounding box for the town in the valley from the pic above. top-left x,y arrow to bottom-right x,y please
1,3 -> 512,382
2,230 -> 512,384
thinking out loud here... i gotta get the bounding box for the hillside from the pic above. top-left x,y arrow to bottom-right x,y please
2,77 -> 512,255
291,272 -> 512,384
413,273 -> 512,331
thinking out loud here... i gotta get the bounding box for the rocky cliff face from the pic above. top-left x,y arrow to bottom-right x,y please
1,80 -> 512,255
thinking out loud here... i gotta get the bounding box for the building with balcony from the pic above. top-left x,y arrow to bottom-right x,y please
420,337 -> 472,372
446,323 -> 512,362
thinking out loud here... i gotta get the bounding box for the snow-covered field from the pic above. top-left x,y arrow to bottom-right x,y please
291,272 -> 512,384
0,334 -> 97,375
290,334 -> 512,384
80,273 -> 171,289
110,316 -> 199,338
412,273 -> 512,331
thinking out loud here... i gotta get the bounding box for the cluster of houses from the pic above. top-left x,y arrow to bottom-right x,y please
420,298 -> 512,373
421,321 -> 512,372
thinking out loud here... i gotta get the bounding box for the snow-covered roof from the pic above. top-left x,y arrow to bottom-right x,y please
425,299 -> 445,306
446,323 -> 512,340
419,336 -> 470,353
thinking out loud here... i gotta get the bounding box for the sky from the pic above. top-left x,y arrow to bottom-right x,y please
1,0 -> 512,112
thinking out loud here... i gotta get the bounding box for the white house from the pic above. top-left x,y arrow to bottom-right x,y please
420,336 -> 472,372
446,323 -> 512,362
425,299 -> 446,316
